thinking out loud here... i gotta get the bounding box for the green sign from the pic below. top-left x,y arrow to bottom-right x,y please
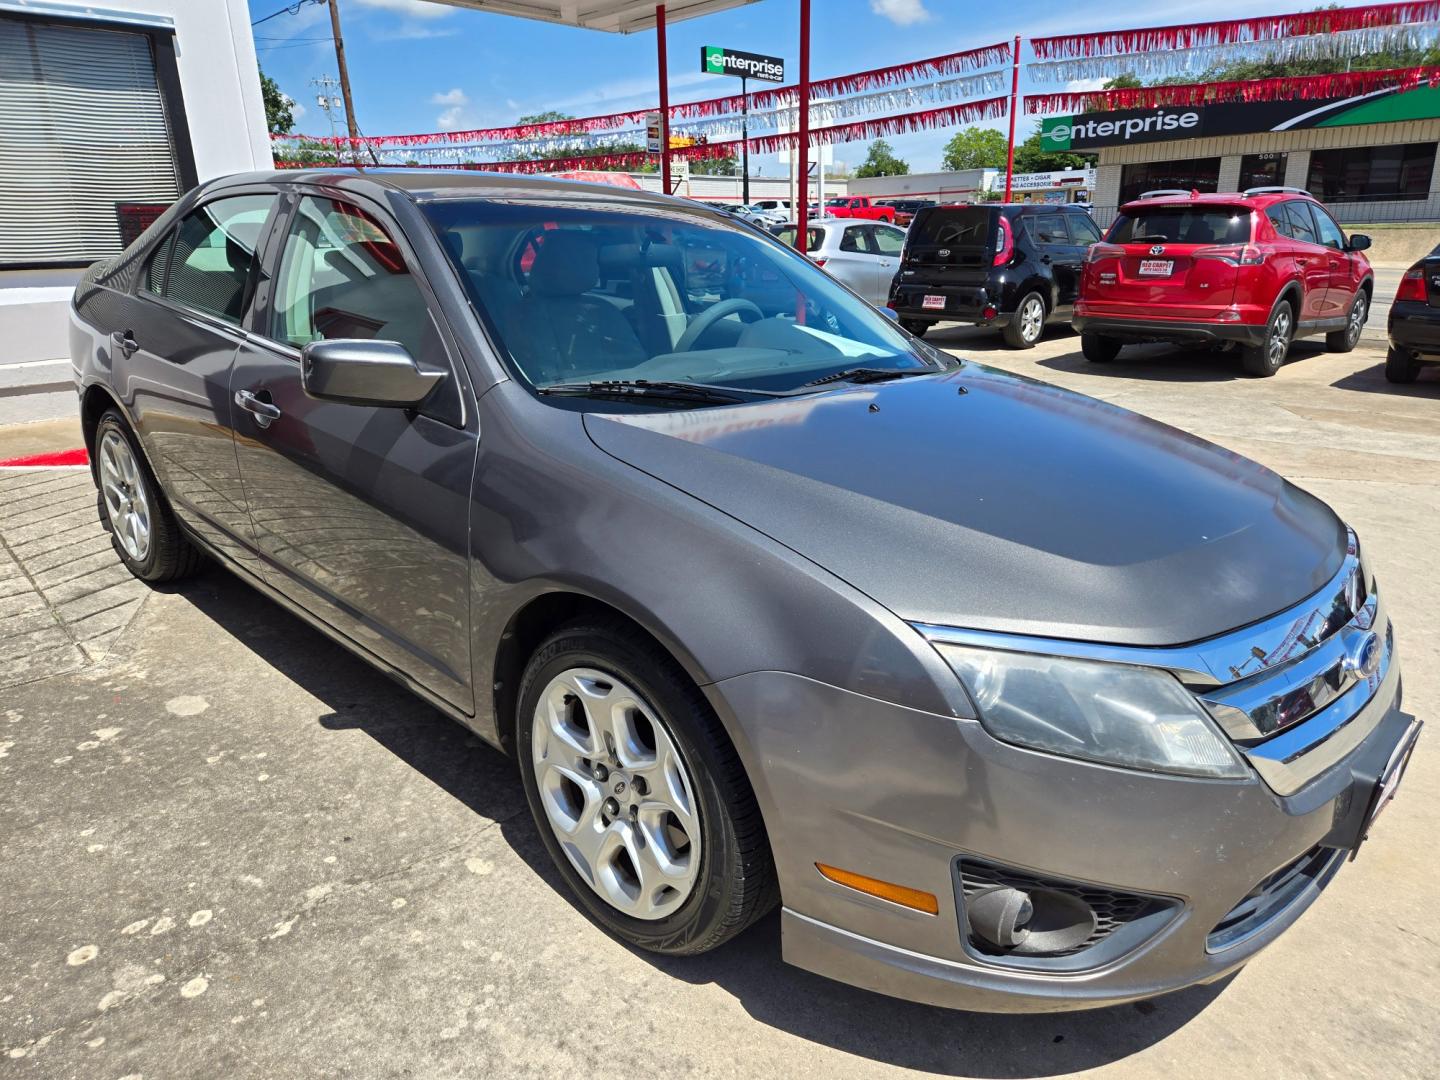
699,45 -> 784,83
1040,116 -> 1073,152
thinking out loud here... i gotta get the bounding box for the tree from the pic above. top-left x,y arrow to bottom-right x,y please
1013,129 -> 1095,173
516,110 -> 571,125
854,139 -> 909,178
260,71 -> 295,136
941,127 -> 1006,171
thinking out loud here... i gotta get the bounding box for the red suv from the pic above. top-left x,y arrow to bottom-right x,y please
1074,189 -> 1373,376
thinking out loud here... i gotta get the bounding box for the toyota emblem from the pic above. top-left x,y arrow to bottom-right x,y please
1149,244 -> 1166,255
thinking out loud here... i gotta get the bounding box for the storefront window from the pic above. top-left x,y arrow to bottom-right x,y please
1306,144 -> 1436,203
1119,159 -> 1221,205
1239,153 -> 1287,192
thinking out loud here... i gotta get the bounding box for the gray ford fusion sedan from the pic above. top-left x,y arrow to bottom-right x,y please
70,170 -> 1420,1013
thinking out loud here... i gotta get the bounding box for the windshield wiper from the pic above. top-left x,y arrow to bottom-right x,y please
797,367 -> 934,389
537,379 -> 751,404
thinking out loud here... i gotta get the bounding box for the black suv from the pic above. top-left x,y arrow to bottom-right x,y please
889,203 -> 1101,348
1387,244 -> 1440,383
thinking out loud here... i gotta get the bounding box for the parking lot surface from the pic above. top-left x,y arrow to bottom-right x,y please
2,331 -> 1437,1078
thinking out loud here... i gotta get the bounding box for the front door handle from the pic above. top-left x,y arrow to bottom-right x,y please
110,329 -> 139,357
234,389 -> 282,428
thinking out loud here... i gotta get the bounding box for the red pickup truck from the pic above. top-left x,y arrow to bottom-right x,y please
823,195 -> 897,223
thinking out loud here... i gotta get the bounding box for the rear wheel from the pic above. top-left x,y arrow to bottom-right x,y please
1003,292 -> 1046,349
900,318 -> 929,338
1241,300 -> 1293,377
1385,346 -> 1423,384
1326,291 -> 1368,352
517,619 -> 776,956
94,412 -> 203,583
1081,333 -> 1121,363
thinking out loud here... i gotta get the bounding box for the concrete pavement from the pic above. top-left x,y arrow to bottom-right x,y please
1,332 -> 1437,1078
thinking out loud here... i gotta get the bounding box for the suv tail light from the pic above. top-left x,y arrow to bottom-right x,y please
1395,264 -> 1427,302
1193,244 -> 1269,266
993,215 -> 1014,267
1085,242 -> 1124,264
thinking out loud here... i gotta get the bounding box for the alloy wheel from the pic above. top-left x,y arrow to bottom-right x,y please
1268,309 -> 1292,368
1347,294 -> 1367,347
1019,296 -> 1044,343
530,667 -> 701,920
98,429 -> 151,562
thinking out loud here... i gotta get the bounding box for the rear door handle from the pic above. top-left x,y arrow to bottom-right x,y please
110,329 -> 139,357
234,389 -> 282,428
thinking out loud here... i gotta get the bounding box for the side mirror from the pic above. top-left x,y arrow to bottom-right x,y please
1347,234 -> 1371,252
301,339 -> 446,408
879,306 -> 899,321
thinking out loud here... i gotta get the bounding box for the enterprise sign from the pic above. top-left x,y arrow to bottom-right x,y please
701,45 -> 784,83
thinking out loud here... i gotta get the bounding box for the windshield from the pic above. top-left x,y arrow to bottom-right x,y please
1108,207 -> 1251,244
425,199 -> 932,397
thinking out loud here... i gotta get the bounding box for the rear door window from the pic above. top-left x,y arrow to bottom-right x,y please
1266,206 -> 1295,239
1025,214 -> 1069,246
162,194 -> 277,322
1283,202 -> 1319,245
1107,207 -> 1251,245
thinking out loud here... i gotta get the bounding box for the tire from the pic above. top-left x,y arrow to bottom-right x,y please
1081,333 -> 1122,363
900,318 -> 929,338
94,411 -> 204,583
1003,292 -> 1046,349
1326,290 -> 1368,352
1385,345 -> 1423,384
517,618 -> 777,956
1241,300 -> 1294,377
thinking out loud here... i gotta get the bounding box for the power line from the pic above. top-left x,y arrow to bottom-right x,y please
251,0 -> 325,28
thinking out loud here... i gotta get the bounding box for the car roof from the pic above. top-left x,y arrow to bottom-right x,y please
201,167 -> 687,209
1119,191 -> 1318,212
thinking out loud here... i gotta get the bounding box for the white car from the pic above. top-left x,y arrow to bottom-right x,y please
776,218 -> 907,306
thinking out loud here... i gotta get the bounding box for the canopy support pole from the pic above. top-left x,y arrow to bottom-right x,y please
657,4 -> 671,195
1004,33 -> 1020,202
796,0 -> 811,254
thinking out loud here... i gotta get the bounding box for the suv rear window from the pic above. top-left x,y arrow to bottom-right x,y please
908,207 -> 991,249
1107,207 -> 1251,245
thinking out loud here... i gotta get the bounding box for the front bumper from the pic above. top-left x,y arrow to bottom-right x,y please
706,664 -> 1416,1013
1072,313 -> 1267,347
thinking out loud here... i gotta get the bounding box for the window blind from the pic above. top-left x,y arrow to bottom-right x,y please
0,17 -> 180,265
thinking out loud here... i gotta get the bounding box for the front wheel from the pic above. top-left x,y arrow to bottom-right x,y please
1241,300 -> 1293,377
1326,291 -> 1368,352
1002,292 -> 1046,349
1385,346 -> 1423,384
517,619 -> 776,956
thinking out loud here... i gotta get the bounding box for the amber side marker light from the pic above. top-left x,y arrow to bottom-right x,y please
815,863 -> 939,915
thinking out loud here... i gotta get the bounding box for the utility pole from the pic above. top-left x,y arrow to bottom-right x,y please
326,0 -> 375,164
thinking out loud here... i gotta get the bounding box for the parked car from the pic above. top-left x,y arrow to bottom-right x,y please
823,195 -> 897,222
742,202 -> 790,228
1074,188 -> 1372,376
72,169 -> 1418,1014
775,218 -> 906,306
888,202 -> 1102,348
1385,246 -> 1440,383
697,200 -> 771,232
876,198 -> 935,227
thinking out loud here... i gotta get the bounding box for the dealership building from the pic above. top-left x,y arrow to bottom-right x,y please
1040,85 -> 1440,226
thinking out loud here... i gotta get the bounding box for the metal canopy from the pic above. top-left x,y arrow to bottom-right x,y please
420,0 -> 758,33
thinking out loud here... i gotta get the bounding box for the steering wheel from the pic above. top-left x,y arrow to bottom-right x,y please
674,298 -> 765,353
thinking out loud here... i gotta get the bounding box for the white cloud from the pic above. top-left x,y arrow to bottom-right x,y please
431,88 -> 468,107
290,101 -> 307,122
436,106 -> 465,130
869,0 -> 931,26
352,0 -> 452,18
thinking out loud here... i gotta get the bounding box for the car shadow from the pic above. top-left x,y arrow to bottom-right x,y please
176,569 -> 1233,1077
1331,360 -> 1440,398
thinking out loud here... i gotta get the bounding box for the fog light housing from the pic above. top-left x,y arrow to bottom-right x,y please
1216,309 -> 1242,322
967,885 -> 1096,956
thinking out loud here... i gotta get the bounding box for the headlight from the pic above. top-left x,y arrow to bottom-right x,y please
938,645 -> 1248,779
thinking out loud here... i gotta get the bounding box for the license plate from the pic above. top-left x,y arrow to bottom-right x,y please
922,294 -> 946,310
1352,718 -> 1422,858
1138,259 -> 1174,277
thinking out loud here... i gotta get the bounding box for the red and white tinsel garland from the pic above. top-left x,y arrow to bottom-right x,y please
1025,65 -> 1440,114
1030,2 -> 1440,59
272,41 -> 1010,151
1026,21 -> 1440,82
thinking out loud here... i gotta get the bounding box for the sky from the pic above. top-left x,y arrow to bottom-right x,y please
252,0 -> 1281,174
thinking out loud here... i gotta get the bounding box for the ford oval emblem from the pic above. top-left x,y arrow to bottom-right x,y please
1343,631 -> 1382,677
1149,244 -> 1166,255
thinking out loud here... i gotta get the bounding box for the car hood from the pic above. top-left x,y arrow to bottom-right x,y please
582,366 -> 1346,646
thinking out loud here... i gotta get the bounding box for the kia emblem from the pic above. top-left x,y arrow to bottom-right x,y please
938,248 -> 951,257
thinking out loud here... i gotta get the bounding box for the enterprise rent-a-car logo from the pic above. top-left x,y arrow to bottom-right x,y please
701,45 -> 785,83
1042,109 -> 1200,150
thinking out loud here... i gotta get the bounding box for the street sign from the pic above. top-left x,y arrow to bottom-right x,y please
645,111 -> 662,153
700,45 -> 784,83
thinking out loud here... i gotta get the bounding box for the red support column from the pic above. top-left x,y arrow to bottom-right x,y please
1003,34 -> 1020,203
796,0 -> 811,254
657,4 -> 670,194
